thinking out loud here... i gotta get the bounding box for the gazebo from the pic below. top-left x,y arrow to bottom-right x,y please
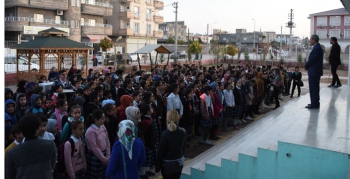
10,27 -> 93,81
134,44 -> 172,70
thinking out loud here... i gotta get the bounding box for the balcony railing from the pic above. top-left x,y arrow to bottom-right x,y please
5,16 -> 69,25
82,23 -> 112,28
81,0 -> 113,8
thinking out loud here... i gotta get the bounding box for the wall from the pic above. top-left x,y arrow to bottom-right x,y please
17,7 -> 57,19
64,0 -> 81,42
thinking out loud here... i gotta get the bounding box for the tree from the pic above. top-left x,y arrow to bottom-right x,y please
270,40 -> 285,49
99,37 -> 113,66
188,41 -> 203,63
227,44 -> 238,57
166,35 -> 175,44
209,40 -> 221,64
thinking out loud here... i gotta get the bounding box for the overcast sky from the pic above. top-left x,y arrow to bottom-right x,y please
161,0 -> 344,38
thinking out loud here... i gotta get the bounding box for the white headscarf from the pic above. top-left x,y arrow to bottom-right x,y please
125,106 -> 140,124
118,120 -> 135,159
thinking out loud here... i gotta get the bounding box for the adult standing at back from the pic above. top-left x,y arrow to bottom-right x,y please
328,37 -> 342,88
304,35 -> 323,109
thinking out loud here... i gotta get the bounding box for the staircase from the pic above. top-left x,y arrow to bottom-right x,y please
181,86 -> 350,179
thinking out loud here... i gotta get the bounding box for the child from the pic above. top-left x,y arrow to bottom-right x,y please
85,109 -> 110,179
5,124 -> 23,158
64,120 -> 87,179
104,90 -> 113,100
26,94 -> 46,114
200,86 -> 214,144
233,79 -> 244,129
15,93 -> 27,117
60,105 -> 85,142
37,113 -> 55,141
5,99 -> 20,125
51,84 -> 63,107
102,103 -> 118,147
47,118 -> 60,149
44,98 -> 55,117
139,103 -> 156,179
132,91 -> 142,107
5,88 -> 13,102
50,99 -> 68,133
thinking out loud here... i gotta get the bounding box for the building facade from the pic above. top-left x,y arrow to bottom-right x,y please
309,8 -> 350,52
217,29 -> 276,49
105,0 -> 164,53
158,21 -> 187,42
5,0 -> 113,45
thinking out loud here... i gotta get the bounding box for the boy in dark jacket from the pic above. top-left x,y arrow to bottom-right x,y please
15,93 -> 27,118
5,99 -> 20,125
26,94 -> 46,114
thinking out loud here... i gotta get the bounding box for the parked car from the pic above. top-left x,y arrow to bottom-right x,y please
4,56 -> 40,73
96,51 -> 107,64
170,51 -> 187,59
128,53 -> 139,62
223,54 -> 233,59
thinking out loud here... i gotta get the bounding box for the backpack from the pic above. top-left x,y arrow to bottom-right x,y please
55,138 -> 75,174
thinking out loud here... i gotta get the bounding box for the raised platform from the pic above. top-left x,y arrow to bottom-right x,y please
182,85 -> 350,179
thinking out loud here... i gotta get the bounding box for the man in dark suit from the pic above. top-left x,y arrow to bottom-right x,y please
328,37 -> 342,88
304,35 -> 323,109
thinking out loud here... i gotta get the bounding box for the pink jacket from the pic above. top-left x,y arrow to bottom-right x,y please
64,138 -> 86,178
200,93 -> 214,120
85,125 -> 111,163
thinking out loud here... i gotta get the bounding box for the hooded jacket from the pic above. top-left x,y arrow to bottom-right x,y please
5,88 -> 13,101
26,94 -> 44,114
5,99 -> 19,124
15,92 -> 27,117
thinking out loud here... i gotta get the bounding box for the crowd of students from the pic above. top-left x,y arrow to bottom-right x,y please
4,62 -> 302,179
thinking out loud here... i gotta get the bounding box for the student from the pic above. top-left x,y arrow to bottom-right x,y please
209,82 -> 223,140
116,95 -> 134,124
51,84 -> 64,107
83,91 -> 100,120
47,118 -> 60,149
5,99 -> 20,125
37,113 -> 55,141
64,120 -> 87,179
200,86 -> 214,144
139,103 -> 156,179
290,66 -> 302,98
233,80 -> 244,129
50,99 -> 68,133
5,88 -> 13,102
60,105 -> 84,142
15,93 -> 27,118
166,84 -> 183,118
132,91 -> 142,107
105,120 -> 146,179
5,124 -> 23,158
6,114 -> 56,179
85,109 -> 110,179
26,94 -> 45,114
102,103 -> 118,147
44,98 -> 55,117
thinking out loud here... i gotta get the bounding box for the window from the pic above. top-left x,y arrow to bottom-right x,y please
345,16 -> 350,26
147,24 -> 151,34
134,7 -> 139,18
71,20 -> 75,28
71,0 -> 76,6
89,19 -> 95,26
81,18 -> 84,26
146,0 -> 151,4
34,14 -> 43,22
330,16 -> 340,26
55,16 -> 60,24
317,16 -> 327,26
76,20 -> 80,28
147,9 -> 152,19
329,29 -> 340,38
134,23 -> 139,34
344,29 -> 350,39
76,0 -> 80,7
126,22 -> 130,28
316,29 -> 327,39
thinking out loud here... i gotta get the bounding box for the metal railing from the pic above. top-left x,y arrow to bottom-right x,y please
81,0 -> 113,8
120,26 -> 131,29
5,16 -> 68,25
82,22 -> 112,28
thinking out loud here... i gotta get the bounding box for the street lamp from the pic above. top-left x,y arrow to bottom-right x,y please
252,18 -> 255,59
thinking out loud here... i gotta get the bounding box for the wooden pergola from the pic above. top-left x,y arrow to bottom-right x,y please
10,27 -> 93,81
134,44 -> 172,70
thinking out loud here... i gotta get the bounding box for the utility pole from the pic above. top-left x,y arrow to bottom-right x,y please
173,2 -> 178,63
280,26 -> 282,59
206,23 -> 209,52
286,9 -> 296,58
252,18 -> 255,60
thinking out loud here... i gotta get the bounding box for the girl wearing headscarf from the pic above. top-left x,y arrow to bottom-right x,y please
47,118 -> 60,148
116,95 -> 134,124
105,120 -> 146,179
125,106 -> 143,139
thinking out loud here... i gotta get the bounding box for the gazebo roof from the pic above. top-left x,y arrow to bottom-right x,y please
134,44 -> 171,54
10,36 -> 93,50
39,27 -> 67,34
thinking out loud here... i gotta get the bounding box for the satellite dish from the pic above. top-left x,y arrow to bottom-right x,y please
116,36 -> 122,42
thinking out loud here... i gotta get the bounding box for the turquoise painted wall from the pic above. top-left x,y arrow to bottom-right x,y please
276,141 -> 349,179
181,142 -> 349,179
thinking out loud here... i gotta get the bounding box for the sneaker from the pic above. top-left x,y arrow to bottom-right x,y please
334,84 -> 342,88
241,119 -> 247,123
245,116 -> 253,120
328,84 -> 335,87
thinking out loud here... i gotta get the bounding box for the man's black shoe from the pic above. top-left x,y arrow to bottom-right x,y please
327,84 -> 335,88
305,105 -> 320,109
